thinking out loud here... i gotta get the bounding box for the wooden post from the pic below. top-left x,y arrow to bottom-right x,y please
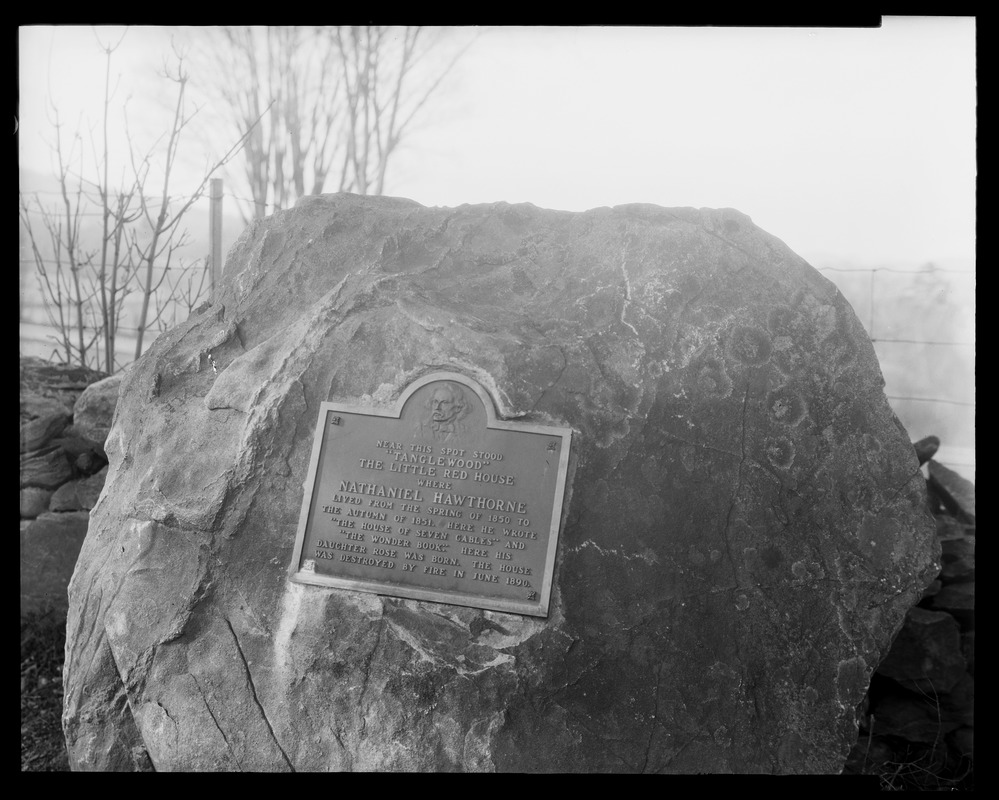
209,178 -> 223,294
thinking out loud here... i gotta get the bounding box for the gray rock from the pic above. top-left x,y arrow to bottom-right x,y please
20,357 -> 107,422
20,511 -> 90,620
912,435 -> 939,465
928,461 -> 975,523
876,607 -> 966,693
20,409 -> 72,453
947,727 -> 973,760
20,395 -> 74,425
869,692 -> 961,743
75,452 -> 99,474
939,536 -> 974,581
20,446 -> 73,490
961,631 -> 974,676
935,515 -> 971,541
49,467 -> 109,512
20,486 -> 53,519
938,671 -> 974,728
51,424 -> 107,463
920,579 -> 941,600
73,372 -> 123,447
64,195 -> 936,773
842,734 -> 895,775
928,581 -> 975,613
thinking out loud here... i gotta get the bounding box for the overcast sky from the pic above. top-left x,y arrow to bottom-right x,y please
19,20 -> 976,266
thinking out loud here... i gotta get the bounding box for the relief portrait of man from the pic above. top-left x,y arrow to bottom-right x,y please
421,382 -> 470,442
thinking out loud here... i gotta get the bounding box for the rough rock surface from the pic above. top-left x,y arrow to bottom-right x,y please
72,373 -> 123,451
64,194 -> 936,773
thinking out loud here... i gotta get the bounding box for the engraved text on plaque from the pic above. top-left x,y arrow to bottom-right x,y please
289,372 -> 572,617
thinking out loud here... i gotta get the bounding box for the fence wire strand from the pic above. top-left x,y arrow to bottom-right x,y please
814,264 -> 975,414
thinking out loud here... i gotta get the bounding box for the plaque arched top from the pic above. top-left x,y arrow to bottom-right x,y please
332,371 -> 569,438
293,369 -> 572,617
396,371 -> 497,423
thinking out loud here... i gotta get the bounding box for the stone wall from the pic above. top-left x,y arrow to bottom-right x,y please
20,357 -> 120,621
844,445 -> 974,787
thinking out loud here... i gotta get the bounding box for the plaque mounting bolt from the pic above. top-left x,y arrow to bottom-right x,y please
330,415 -> 341,425
547,440 -> 558,452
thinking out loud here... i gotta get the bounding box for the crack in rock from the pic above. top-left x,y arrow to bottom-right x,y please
224,616 -> 295,771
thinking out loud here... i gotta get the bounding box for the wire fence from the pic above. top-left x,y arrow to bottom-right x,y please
20,180 -> 296,234
814,264 -> 975,472
19,183 -> 217,374
19,258 -> 202,271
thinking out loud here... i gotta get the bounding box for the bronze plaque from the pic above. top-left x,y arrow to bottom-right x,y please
289,372 -> 572,617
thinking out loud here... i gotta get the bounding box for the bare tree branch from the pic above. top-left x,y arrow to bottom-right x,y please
194,25 -> 473,216
20,28 -> 251,373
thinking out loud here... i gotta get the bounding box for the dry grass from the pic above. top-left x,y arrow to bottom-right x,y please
861,739 -> 973,791
845,698 -> 974,790
21,610 -> 70,772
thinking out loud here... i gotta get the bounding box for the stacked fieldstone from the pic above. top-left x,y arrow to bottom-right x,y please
844,435 -> 974,788
20,357 -> 120,621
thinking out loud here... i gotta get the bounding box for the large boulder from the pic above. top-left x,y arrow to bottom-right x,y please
64,194 -> 937,773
